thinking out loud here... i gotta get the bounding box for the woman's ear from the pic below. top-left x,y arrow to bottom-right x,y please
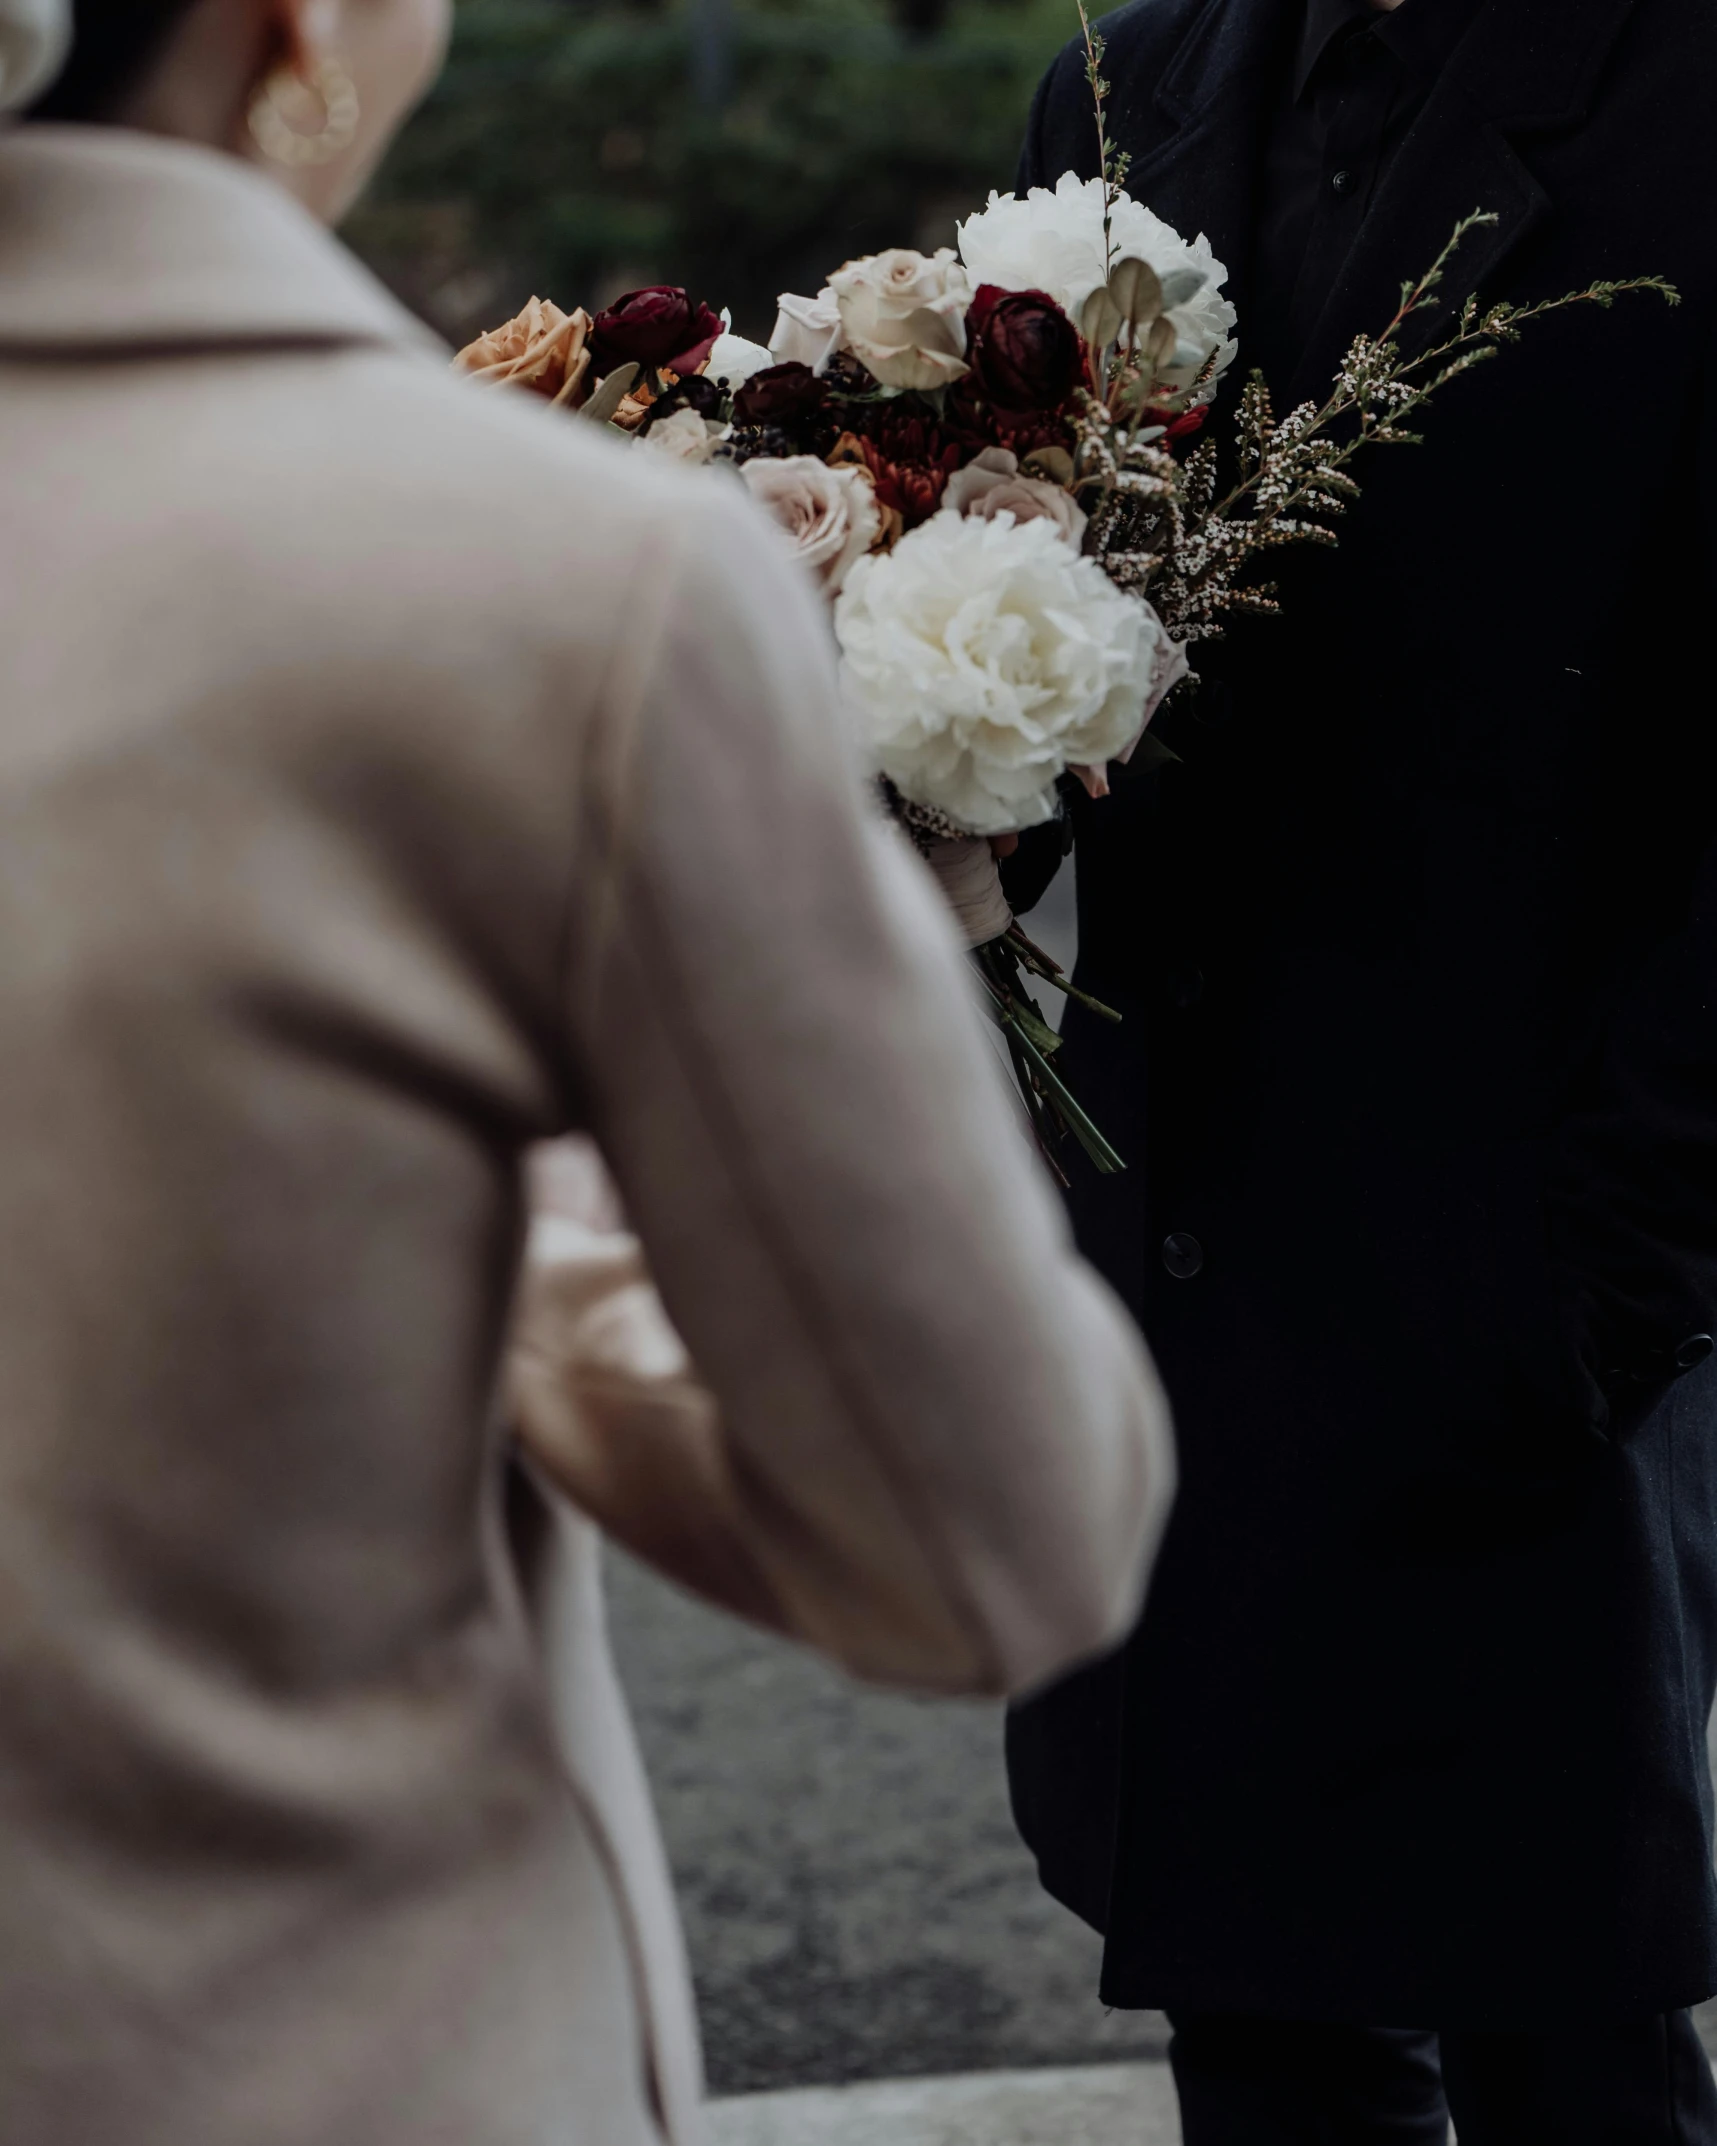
265,0 -> 341,75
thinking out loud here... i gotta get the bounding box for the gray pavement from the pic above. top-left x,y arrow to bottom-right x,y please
606,1549 -> 1166,2097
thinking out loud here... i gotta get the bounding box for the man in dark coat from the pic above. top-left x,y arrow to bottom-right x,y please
1004,0 -> 1717,2137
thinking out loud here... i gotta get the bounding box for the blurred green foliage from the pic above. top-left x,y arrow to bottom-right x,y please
345,0 -> 1078,346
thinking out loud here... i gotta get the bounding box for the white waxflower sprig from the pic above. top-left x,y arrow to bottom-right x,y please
1075,210 -> 1681,648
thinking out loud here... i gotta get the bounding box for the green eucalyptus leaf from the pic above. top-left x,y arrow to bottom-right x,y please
1156,266 -> 1207,310
1107,256 -> 1164,326
580,362 -> 639,427
1021,446 -> 1076,486
1143,315 -> 1178,371
1080,284 -> 1124,351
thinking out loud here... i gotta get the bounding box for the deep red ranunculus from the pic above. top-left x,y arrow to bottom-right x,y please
966,284 -> 1086,413
590,286 -> 724,378
732,362 -> 830,428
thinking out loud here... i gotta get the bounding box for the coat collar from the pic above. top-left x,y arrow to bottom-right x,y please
0,125 -> 440,358
1105,0 -> 1290,354
1285,0 -> 1642,400
1112,0 -> 1642,403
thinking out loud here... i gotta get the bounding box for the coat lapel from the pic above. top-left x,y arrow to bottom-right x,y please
1284,0 -> 1642,405
1107,0 -> 1295,348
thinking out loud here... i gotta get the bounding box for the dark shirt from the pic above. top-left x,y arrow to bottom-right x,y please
1250,0 -> 1484,389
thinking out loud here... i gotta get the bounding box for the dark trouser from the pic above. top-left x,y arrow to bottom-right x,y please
1166,2011 -> 1717,2145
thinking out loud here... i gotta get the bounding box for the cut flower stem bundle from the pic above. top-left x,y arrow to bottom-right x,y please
454,0 -> 1675,1182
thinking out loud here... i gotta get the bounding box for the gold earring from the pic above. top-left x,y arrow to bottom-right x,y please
247,56 -> 361,168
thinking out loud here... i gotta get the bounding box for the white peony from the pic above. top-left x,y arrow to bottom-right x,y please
957,173 -> 1238,392
827,248 -> 972,392
707,310 -> 775,389
769,288 -> 847,374
835,509 -> 1166,837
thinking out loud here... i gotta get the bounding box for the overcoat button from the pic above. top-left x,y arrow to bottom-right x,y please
1675,1333 -> 1714,1372
1163,1233 -> 1204,1280
1331,168 -> 1358,198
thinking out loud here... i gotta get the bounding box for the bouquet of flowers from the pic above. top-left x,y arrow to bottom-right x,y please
455,2 -> 1673,1180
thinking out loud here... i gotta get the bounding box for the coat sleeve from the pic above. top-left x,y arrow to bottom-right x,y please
1547,865 -> 1717,1441
552,483 -> 1174,1697
1538,323 -> 1717,1441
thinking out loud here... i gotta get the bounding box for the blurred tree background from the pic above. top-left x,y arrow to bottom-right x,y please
344,0 -> 1079,348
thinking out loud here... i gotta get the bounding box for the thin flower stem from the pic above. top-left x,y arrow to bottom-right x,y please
1074,0 -> 1115,283
1003,925 -> 1125,1024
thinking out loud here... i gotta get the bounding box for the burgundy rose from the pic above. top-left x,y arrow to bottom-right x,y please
966,284 -> 1085,414
731,362 -> 830,428
590,286 -> 724,378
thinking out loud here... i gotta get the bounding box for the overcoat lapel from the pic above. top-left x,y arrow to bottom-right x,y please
1106,0 -> 1293,348
1285,0 -> 1642,405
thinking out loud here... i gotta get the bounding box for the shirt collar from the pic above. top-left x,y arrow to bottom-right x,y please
1294,0 -> 1380,99
1294,0 -> 1486,102
0,125 -> 441,358
1372,0 -> 1487,88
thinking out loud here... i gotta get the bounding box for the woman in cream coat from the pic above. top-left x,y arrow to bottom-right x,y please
0,3 -> 1174,2142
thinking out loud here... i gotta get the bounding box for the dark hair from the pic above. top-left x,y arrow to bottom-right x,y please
29,0 -> 203,123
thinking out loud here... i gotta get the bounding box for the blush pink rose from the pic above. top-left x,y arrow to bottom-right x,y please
944,447 -> 1088,550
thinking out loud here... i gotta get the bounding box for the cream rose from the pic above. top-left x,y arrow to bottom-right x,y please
944,447 -> 1088,549
836,509 -> 1165,837
827,248 -> 972,392
740,455 -> 883,596
641,406 -> 722,464
768,288 -> 847,374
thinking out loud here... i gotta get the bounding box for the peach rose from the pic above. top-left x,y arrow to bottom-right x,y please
454,298 -> 594,408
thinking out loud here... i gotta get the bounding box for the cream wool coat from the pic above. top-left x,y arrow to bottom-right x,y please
0,125 -> 1174,2146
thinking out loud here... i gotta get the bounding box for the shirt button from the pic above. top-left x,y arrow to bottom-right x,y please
1171,964 -> 1205,1011
1331,168 -> 1358,198
1163,1233 -> 1205,1281
1675,1334 -> 1714,1373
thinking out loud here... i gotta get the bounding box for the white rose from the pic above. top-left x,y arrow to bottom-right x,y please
641,406 -> 721,464
958,173 -> 1238,392
707,310 -> 775,390
769,288 -> 847,374
827,248 -> 972,392
944,446 -> 1088,550
740,455 -> 882,596
835,509 -> 1164,837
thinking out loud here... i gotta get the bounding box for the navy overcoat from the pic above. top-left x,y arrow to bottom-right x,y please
1006,0 -> 1717,2028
